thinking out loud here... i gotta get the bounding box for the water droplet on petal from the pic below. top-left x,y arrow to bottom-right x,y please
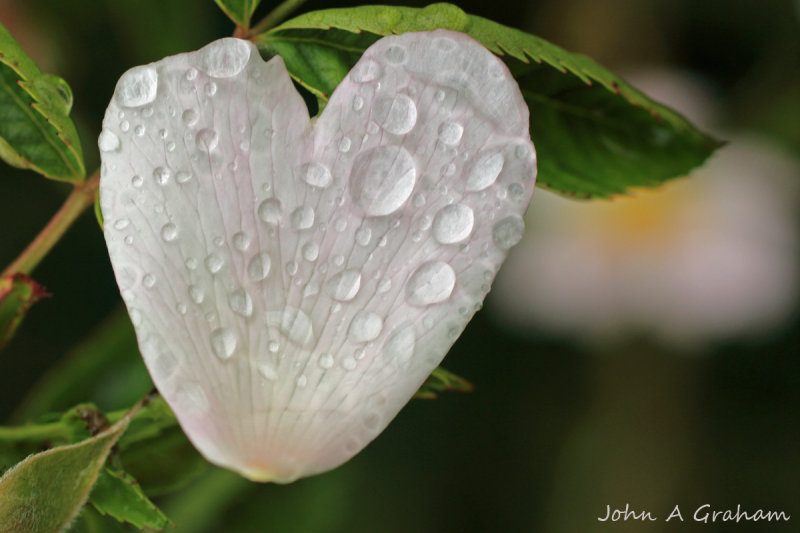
492,215 -> 525,250
291,206 -> 315,230
466,151 -> 504,191
116,66 -> 158,107
302,162 -> 332,188
134,124 -> 145,137
205,253 -> 224,274
257,198 -> 282,224
318,353 -> 334,369
143,273 -> 156,288
341,357 -> 357,371
197,38 -> 251,78
205,82 -> 217,96
384,45 -> 406,64
350,59 -> 382,82
232,232 -> 250,251
350,146 -> 416,216
326,269 -> 362,301
196,128 -> 219,152
355,227 -> 372,246
113,218 -> 130,230
247,252 -> 272,281
161,223 -> 178,242
98,130 -> 120,152
406,261 -> 456,306
182,109 -> 198,126
266,307 -> 314,347
302,242 -> 319,262
352,96 -> 364,111
338,136 -> 352,153
211,328 -> 237,360
153,167 -> 171,185
296,374 -> 308,388
374,94 -> 417,135
259,363 -> 278,380
348,311 -> 384,343
229,289 -> 253,317
438,122 -> 463,146
432,204 -> 474,244
131,175 -> 143,187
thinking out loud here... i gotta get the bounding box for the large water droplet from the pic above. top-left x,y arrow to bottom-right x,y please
247,252 -> 272,281
161,223 -> 178,242
98,130 -> 120,152
116,66 -> 158,107
350,146 -> 416,216
350,59 -> 382,82
291,206 -> 315,230
492,215 -> 525,250
210,328 -> 237,360
326,269 -> 362,301
302,162 -> 332,188
205,253 -> 224,274
466,151 -> 504,191
373,94 -> 417,135
406,261 -> 456,306
266,307 -> 314,347
432,204 -> 474,244
197,38 -> 251,78
229,289 -> 253,317
355,227 -> 372,246
258,198 -> 282,224
196,128 -> 219,152
438,122 -> 463,146
348,311 -> 384,343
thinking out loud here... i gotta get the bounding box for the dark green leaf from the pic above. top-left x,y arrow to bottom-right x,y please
260,3 -> 721,198
415,367 -> 474,400
88,468 -> 171,530
214,0 -> 262,30
0,273 -> 49,350
0,410 -> 132,533
0,21 -> 85,182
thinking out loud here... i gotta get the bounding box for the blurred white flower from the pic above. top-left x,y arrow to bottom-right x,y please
99,33 -> 535,481
490,69 -> 799,348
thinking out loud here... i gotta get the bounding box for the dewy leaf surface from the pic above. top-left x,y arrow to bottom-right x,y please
260,3 -> 721,198
0,273 -> 49,350
0,22 -> 85,182
214,0 -> 263,30
100,31 -> 535,482
0,409 -> 132,533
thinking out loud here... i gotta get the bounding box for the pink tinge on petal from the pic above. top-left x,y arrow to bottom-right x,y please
99,31 -> 536,482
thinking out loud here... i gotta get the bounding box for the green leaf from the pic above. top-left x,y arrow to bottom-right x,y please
0,273 -> 49,350
260,3 -> 721,198
0,21 -> 85,182
415,367 -> 474,400
88,468 -> 171,530
0,409 -> 133,533
214,0 -> 262,30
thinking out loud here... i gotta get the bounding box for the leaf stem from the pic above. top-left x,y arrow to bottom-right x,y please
248,0 -> 308,37
2,168 -> 100,278
0,421 -> 68,443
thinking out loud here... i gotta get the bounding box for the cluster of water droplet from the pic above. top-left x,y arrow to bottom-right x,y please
100,31 -> 535,480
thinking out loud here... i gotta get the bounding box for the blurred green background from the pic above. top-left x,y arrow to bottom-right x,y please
1,0 -> 798,531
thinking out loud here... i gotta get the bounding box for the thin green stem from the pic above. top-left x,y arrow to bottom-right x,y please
248,0 -> 308,37
0,421 -> 69,443
2,168 -> 100,278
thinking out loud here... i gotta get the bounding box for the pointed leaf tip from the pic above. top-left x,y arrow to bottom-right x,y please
100,31 -> 535,482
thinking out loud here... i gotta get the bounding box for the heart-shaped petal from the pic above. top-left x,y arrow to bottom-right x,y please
100,30 -> 536,482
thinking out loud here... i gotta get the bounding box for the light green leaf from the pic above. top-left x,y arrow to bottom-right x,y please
0,21 -> 85,182
214,0 -> 262,30
0,409 -> 133,533
88,468 -> 171,530
415,366 -> 474,399
0,273 -> 49,350
260,3 -> 721,198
